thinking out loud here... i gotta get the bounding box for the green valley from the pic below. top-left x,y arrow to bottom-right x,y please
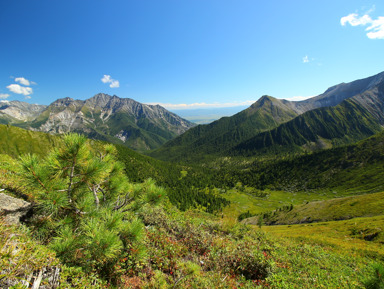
2,71 -> 384,288
1,125 -> 384,288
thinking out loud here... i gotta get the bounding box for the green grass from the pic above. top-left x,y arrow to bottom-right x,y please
257,215 -> 384,288
0,124 -> 62,157
221,188 -> 346,219
262,215 -> 384,260
263,232 -> 376,288
244,191 -> 384,225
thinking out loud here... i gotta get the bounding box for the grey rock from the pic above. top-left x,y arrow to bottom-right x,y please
0,193 -> 32,225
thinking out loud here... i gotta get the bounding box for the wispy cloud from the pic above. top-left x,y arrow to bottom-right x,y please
302,55 -> 317,64
6,84 -> 33,96
341,10 -> 384,39
101,74 -> 120,88
0,93 -> 10,99
15,77 -> 32,86
147,100 -> 256,110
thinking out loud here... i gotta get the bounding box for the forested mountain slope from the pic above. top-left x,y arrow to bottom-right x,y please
150,95 -> 299,161
232,82 -> 384,156
151,71 -> 384,162
219,131 -> 384,194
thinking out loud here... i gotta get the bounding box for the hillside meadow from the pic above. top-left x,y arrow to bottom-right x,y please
0,126 -> 384,288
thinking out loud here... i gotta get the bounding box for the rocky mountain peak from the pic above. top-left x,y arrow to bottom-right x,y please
249,95 -> 274,109
85,93 -> 144,114
52,97 -> 77,107
0,93 -> 195,151
248,95 -> 297,118
86,93 -> 115,108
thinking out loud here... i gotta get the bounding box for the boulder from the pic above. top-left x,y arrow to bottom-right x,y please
0,192 -> 32,225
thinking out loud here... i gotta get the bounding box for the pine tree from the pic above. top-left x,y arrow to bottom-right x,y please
19,133 -> 165,281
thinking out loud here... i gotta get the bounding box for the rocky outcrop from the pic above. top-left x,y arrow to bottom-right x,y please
0,192 -> 32,225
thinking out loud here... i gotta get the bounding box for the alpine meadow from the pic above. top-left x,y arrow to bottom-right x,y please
2,1 -> 384,288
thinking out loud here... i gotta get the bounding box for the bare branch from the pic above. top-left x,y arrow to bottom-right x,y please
88,184 -> 100,208
113,192 -> 133,211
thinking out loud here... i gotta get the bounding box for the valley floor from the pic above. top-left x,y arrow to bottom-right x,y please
259,215 -> 384,288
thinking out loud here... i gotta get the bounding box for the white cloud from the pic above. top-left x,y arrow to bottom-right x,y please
147,100 -> 256,110
7,84 -> 33,96
341,12 -> 384,39
109,80 -> 120,88
366,16 -> 384,39
340,13 -> 372,26
15,77 -> 31,86
0,93 -> 10,99
303,55 -> 309,63
24,95 -> 31,99
101,74 -> 120,88
101,75 -> 111,83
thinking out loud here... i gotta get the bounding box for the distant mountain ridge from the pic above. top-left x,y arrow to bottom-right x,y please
0,100 -> 46,123
0,93 -> 195,151
151,71 -> 384,161
150,95 -> 300,161
286,70 -> 384,114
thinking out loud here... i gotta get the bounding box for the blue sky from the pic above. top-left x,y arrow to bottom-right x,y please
1,0 -> 383,110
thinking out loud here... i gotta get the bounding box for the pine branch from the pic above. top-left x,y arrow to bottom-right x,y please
113,192 -> 133,211
66,153 -> 79,204
29,167 -> 49,193
99,187 -> 106,202
88,184 -> 100,207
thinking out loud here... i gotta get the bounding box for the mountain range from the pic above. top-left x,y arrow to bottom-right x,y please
2,71 -> 384,157
150,71 -> 384,161
0,93 -> 195,151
